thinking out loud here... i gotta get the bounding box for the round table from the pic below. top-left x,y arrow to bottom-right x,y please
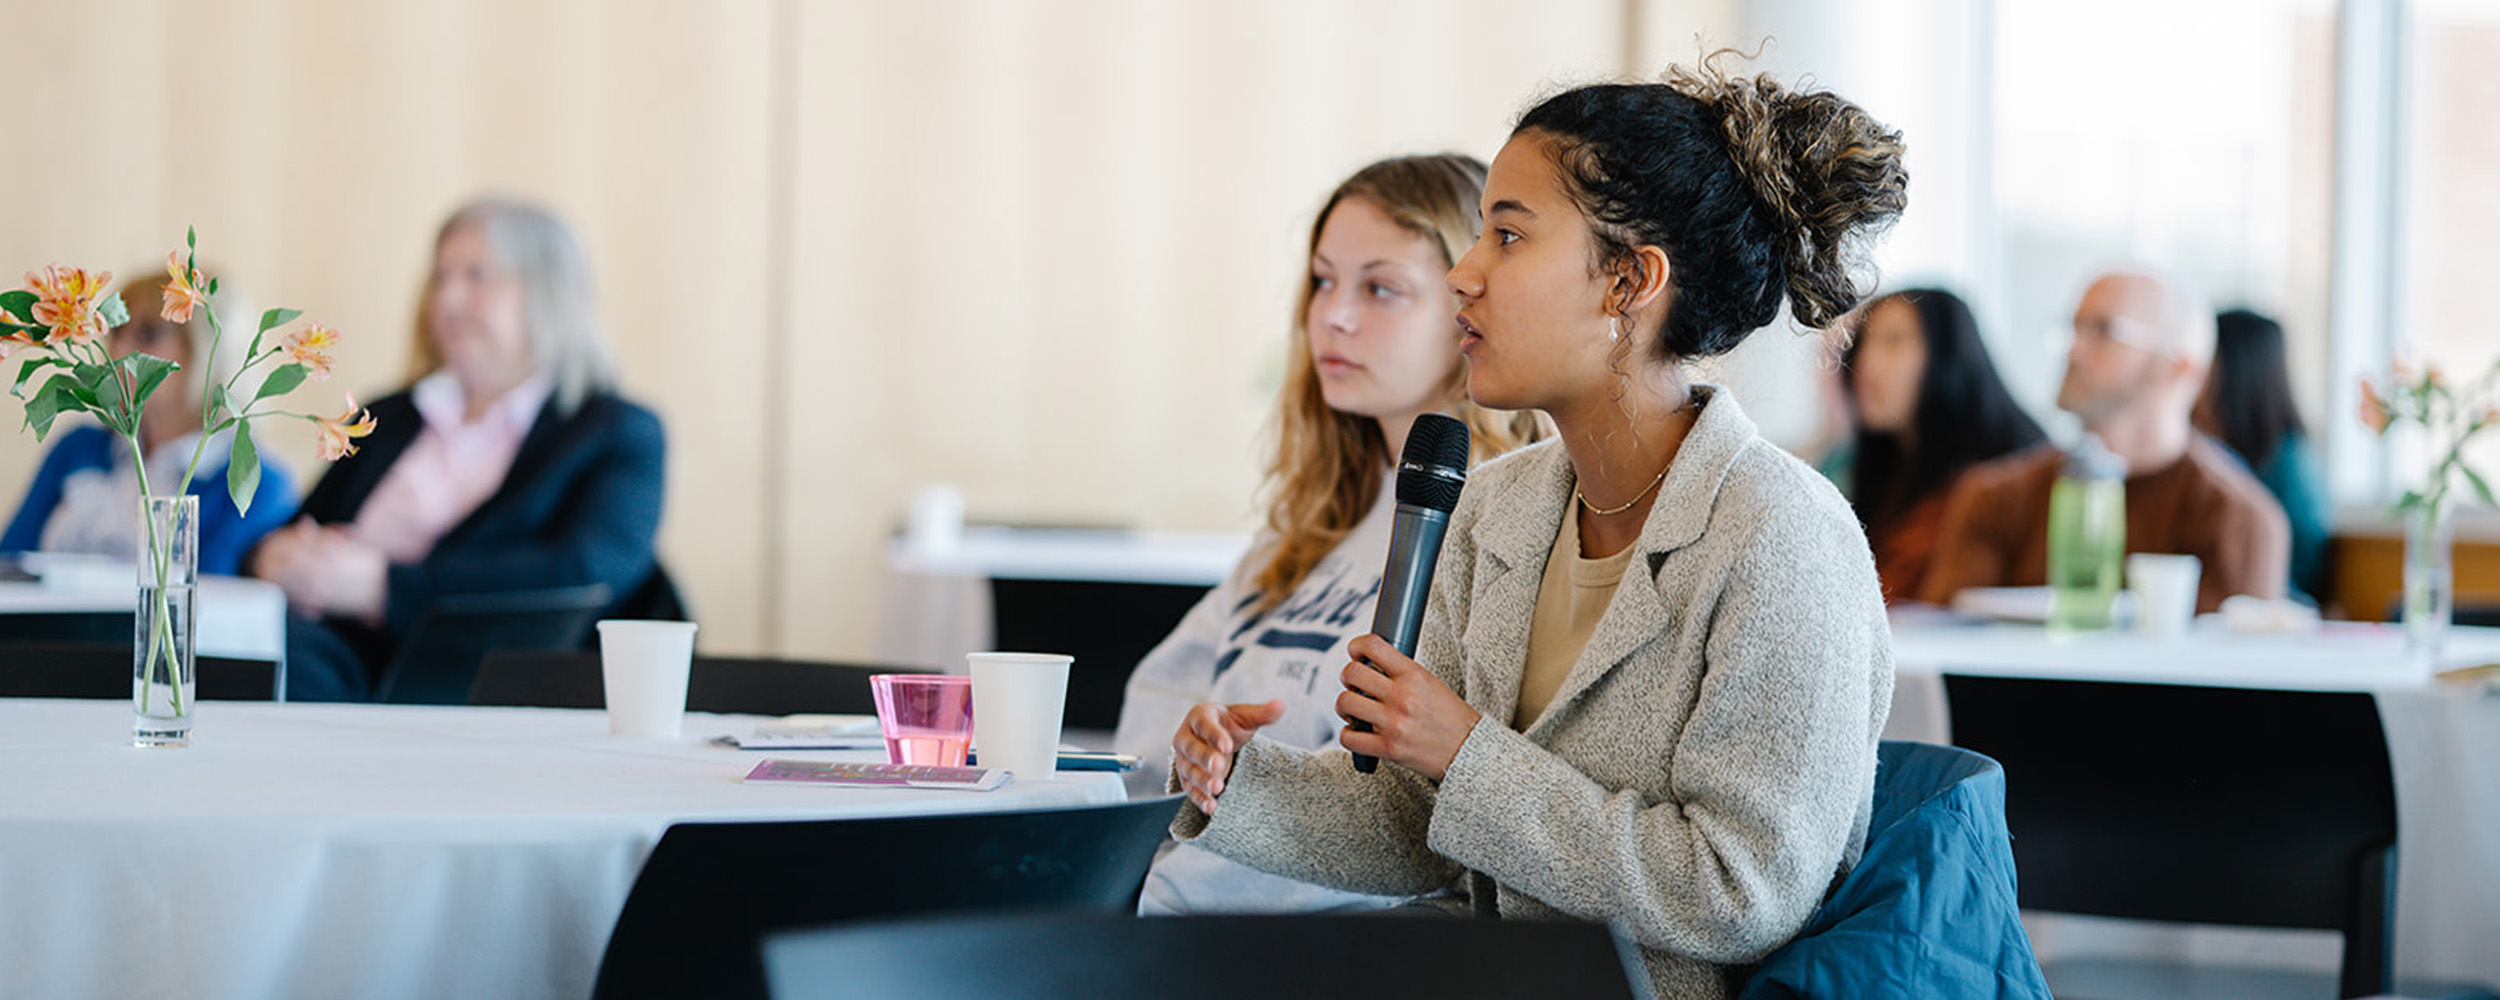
0,699 -> 1127,1000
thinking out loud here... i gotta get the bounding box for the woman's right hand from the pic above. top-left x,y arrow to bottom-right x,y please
1172,699 -> 1285,816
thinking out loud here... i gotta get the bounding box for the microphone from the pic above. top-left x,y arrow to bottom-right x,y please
1350,413 -> 1469,774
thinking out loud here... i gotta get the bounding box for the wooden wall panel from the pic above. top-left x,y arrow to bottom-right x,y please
0,0 -> 777,651
3,0 -> 1753,661
774,0 -> 1631,660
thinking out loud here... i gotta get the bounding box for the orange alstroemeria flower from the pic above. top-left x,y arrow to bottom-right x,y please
24,265 -> 113,346
284,323 -> 339,381
162,252 -> 208,325
0,333 -> 39,362
315,395 -> 378,461
2359,379 -> 2390,434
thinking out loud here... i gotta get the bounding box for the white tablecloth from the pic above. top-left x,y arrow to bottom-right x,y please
0,700 -> 1126,1000
0,574 -> 287,663
1887,620 -> 2500,989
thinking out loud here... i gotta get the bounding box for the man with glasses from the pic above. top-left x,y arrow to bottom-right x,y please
1916,269 -> 2289,614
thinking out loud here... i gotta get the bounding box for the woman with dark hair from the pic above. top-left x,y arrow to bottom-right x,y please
2195,308 -> 2327,602
1168,62 -> 1907,998
1837,288 -> 2045,601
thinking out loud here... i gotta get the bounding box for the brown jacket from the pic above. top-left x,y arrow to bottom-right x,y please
1916,436 -> 2290,613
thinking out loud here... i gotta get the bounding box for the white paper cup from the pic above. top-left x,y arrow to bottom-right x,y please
597,620 -> 698,737
2126,554 -> 2203,638
968,652 -> 1070,780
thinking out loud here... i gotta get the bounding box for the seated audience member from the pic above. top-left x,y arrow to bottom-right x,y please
1918,270 -> 2289,613
1112,154 -> 1545,914
2,272 -> 297,575
1831,288 -> 2044,602
1170,65 -> 1903,998
251,197 -> 666,702
2196,308 -> 2329,603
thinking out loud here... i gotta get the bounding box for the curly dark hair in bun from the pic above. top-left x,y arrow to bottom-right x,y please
1515,58 -> 1908,359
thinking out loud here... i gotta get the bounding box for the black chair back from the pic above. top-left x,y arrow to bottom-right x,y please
606,563 -> 689,623
0,611 -> 135,643
591,794 -> 1187,1000
987,577 -> 1209,730
0,640 -> 278,700
763,912 -> 1651,1000
373,583 -> 612,704
1943,676 -> 2397,998
469,650 -> 891,716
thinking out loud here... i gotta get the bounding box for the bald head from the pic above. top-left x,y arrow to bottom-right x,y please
2056,267 -> 2215,432
2080,269 -> 2215,366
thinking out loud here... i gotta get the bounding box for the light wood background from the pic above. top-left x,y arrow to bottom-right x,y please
1,0 -> 1740,658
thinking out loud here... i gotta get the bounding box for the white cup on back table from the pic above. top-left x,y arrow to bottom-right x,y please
968,652 -> 1071,780
597,619 -> 698,737
2125,554 -> 2202,638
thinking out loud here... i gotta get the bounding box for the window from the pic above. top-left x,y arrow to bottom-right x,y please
1989,0 -> 2338,439
2400,0 -> 2500,489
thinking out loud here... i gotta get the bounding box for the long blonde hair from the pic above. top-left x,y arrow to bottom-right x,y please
1251,155 -> 1546,613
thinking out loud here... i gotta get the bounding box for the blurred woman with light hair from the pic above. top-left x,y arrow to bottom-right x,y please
2,268 -> 299,574
251,196 -> 667,702
1112,154 -> 1545,914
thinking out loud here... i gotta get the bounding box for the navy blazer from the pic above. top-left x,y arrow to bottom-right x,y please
291,387 -> 667,635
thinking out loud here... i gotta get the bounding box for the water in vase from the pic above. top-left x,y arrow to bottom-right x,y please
131,581 -> 197,748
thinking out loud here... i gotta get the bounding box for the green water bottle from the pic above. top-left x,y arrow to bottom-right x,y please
2046,434 -> 2126,635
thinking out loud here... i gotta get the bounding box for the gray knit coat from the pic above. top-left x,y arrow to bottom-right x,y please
1172,387 -> 1894,1000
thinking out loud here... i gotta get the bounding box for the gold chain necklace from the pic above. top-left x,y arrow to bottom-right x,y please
1575,465 -> 1669,517
1573,395 -> 1700,517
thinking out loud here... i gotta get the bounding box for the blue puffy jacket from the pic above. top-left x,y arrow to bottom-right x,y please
1738,741 -> 2052,1000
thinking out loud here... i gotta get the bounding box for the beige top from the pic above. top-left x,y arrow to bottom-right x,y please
1516,499 -> 1637,729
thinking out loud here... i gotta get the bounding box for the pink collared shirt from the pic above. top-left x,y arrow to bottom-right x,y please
352,373 -> 553,564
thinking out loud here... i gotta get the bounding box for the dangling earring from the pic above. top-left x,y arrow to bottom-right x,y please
1609,315 -> 1623,342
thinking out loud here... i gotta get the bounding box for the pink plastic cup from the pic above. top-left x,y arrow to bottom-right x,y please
868,674 -> 975,766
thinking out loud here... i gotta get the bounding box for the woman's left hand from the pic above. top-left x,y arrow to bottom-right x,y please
260,524 -> 389,625
1337,633 -> 1481,782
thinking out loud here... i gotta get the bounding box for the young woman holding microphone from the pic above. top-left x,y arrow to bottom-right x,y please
1168,63 -> 1908,998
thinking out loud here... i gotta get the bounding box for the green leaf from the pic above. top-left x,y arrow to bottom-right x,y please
0,290 -> 34,322
253,363 -> 308,403
21,378 -> 80,441
71,361 -> 120,403
2466,464 -> 2499,510
227,421 -> 261,515
12,357 -> 65,399
63,364 -> 109,411
256,308 -> 301,334
96,293 -> 128,329
187,226 -> 197,251
124,353 -> 180,410
207,383 -> 229,419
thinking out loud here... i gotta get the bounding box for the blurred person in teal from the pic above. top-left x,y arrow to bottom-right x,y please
2196,308 -> 2328,604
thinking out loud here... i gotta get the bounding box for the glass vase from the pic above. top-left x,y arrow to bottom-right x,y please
132,495 -> 198,748
2401,499 -> 2453,659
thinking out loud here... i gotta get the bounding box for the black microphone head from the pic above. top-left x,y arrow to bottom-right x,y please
1395,413 -> 1470,513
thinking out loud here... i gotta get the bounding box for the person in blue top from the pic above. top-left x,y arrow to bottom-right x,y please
1,273 -> 297,576
2195,308 -> 2329,603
